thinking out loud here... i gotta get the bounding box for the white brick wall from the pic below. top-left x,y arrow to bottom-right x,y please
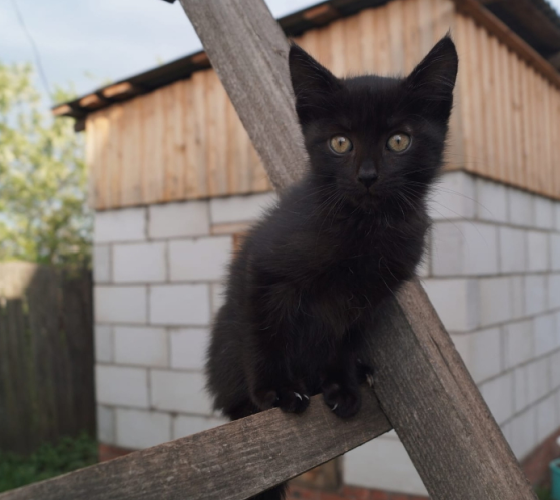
150,284 -> 210,326
95,286 -> 147,324
209,192 -> 276,224
96,365 -> 149,408
169,236 -> 231,281
115,409 -> 171,449
91,177 -> 560,496
113,242 -> 166,283
150,370 -> 212,414
95,207 -> 146,243
114,326 -> 168,367
149,201 -> 209,239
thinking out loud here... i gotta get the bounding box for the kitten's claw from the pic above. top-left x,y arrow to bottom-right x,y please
366,373 -> 375,387
322,381 -> 362,418
331,403 -> 338,411
294,392 -> 302,401
303,394 -> 310,400
254,386 -> 310,413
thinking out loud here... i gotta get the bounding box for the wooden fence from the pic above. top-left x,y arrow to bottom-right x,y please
0,1 -> 539,498
0,262 -> 95,455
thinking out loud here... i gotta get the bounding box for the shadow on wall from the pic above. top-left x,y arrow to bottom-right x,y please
0,262 -> 95,455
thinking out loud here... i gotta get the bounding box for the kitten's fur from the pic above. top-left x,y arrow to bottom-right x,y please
206,36 -> 458,500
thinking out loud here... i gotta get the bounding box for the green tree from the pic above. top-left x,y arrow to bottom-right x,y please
0,62 -> 91,266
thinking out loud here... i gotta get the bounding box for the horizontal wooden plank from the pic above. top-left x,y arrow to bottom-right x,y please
0,390 -> 391,500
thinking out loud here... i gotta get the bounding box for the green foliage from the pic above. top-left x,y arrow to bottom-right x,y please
0,433 -> 98,493
0,62 -> 91,266
536,486 -> 552,500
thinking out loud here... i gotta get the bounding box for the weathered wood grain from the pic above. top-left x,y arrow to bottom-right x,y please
178,0 -> 305,190
0,390 -> 390,500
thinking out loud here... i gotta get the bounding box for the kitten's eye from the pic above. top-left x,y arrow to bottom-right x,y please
387,133 -> 411,152
329,136 -> 353,154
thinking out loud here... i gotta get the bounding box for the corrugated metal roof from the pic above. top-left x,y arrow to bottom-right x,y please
54,0 -> 560,124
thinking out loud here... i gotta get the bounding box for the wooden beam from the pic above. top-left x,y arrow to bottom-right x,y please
0,390 -> 390,500
453,0 -> 560,89
177,1 -> 537,499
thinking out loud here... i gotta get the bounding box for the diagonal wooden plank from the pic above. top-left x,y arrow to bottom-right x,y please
178,1 -> 537,499
0,390 -> 390,500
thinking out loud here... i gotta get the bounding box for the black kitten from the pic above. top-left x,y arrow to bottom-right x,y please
206,36 -> 457,500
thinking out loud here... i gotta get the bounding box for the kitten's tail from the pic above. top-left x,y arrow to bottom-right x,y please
249,483 -> 287,500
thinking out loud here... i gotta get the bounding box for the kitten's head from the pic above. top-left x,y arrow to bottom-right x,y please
289,35 -> 458,210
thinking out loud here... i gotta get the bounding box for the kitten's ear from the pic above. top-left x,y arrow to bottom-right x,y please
405,34 -> 458,119
289,43 -> 341,124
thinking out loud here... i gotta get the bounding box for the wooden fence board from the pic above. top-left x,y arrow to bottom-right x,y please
0,263 -> 95,455
0,390 -> 390,500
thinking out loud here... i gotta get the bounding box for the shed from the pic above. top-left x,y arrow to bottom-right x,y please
57,0 -> 560,497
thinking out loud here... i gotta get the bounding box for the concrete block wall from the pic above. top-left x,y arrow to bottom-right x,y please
93,192 -> 276,450
344,172 -> 560,496
92,173 -> 560,497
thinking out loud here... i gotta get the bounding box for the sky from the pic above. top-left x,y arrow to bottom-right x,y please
1,0 -> 560,105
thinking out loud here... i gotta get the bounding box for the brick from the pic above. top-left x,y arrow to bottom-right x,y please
428,171 -> 476,220
527,358 -> 550,405
549,274 -> 560,309
209,192 -> 276,224
149,284 -> 210,326
210,283 -> 226,315
536,394 -> 557,443
94,207 -> 146,243
170,328 -> 209,371
510,276 -> 525,320
554,203 -> 560,231
113,242 -> 166,283
116,408 -> 171,449
114,326 -> 168,367
479,277 -> 512,327
95,325 -> 113,363
525,275 -> 547,316
498,227 -> 526,274
150,370 -> 212,414
97,405 -> 115,444
551,234 -> 560,271
422,279 -> 479,332
172,414 -> 227,439
534,313 -> 557,356
508,189 -> 534,227
344,438 -> 428,496
451,327 -> 502,383
431,222 -> 498,276
480,372 -> 514,424
476,178 -> 508,222
93,245 -> 111,283
509,407 -> 537,460
94,286 -> 147,324
513,365 -> 530,413
149,200 -> 209,239
95,365 -> 148,408
504,320 -> 533,368
534,197 -> 554,230
169,236 -> 231,282
552,350 -> 560,390
527,231 -> 549,272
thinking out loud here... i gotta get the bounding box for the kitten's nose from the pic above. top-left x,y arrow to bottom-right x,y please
358,171 -> 379,188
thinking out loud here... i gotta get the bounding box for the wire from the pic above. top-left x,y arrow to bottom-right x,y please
10,0 -> 52,101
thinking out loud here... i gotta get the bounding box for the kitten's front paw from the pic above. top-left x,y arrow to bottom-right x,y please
253,386 -> 310,414
322,382 -> 361,418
